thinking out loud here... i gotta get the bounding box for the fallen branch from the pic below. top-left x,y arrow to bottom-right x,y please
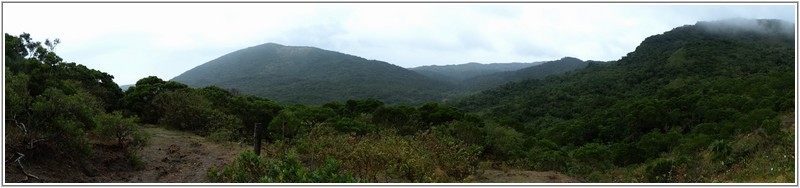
8,118 -> 28,136
13,152 -> 40,181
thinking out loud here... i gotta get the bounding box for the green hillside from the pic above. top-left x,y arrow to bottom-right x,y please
171,43 -> 455,105
461,57 -> 594,91
453,19 -> 794,182
410,62 -> 543,84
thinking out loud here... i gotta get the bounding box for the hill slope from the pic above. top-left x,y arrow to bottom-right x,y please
172,43 -> 455,105
461,57 -> 593,91
410,62 -> 543,84
452,19 -> 794,182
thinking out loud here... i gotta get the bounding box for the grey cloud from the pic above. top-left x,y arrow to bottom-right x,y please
697,18 -> 795,37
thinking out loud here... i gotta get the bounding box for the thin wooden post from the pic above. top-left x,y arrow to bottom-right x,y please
253,123 -> 262,156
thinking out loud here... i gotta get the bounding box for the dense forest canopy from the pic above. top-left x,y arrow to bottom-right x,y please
452,18 -> 794,182
3,18 -> 796,183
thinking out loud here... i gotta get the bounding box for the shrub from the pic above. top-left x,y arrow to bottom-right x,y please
208,150 -> 360,183
95,111 -> 140,146
333,117 -> 376,135
645,158 -> 675,183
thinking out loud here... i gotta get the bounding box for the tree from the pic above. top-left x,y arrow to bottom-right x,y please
151,89 -> 241,138
419,103 -> 464,126
120,76 -> 187,124
484,124 -> 525,160
229,95 -> 281,142
268,109 -> 302,140
94,111 -> 140,147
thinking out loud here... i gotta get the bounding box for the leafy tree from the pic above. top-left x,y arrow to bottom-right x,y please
268,109 -> 302,140
333,117 -> 376,136
229,95 -> 281,142
94,111 -> 140,146
152,89 -> 241,137
484,124 -> 524,160
526,139 -> 569,171
419,102 -> 464,126
345,98 -> 384,117
120,76 -> 187,124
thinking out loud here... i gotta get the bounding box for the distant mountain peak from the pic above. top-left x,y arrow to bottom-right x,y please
171,42 -> 453,105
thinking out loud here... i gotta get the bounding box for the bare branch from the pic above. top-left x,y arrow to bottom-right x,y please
14,152 -> 40,180
8,118 -> 28,135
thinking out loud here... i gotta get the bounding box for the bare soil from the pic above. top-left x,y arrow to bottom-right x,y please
477,169 -> 580,183
110,127 -> 247,183
5,127 -> 246,183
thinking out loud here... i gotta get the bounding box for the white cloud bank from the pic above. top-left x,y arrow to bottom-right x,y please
3,3 -> 795,85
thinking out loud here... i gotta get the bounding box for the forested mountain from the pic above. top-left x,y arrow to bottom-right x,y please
171,43 -> 455,105
460,57 -> 594,91
5,18 -> 794,183
453,19 -> 794,181
410,61 -> 543,84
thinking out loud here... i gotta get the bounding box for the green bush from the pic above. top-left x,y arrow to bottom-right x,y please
645,158 -> 675,183
484,124 -> 525,160
208,150 -> 360,183
710,140 -> 732,165
333,117 -> 376,135
95,111 -> 141,146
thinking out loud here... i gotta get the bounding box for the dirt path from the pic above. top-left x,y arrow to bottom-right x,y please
477,169 -> 579,183
112,127 -> 247,183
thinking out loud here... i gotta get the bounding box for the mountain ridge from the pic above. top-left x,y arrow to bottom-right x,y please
172,43 -> 456,105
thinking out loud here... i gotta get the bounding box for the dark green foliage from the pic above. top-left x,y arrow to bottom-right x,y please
372,105 -> 418,131
645,158 -> 675,183
152,89 -> 239,134
228,95 -> 281,140
333,118 -> 376,135
4,33 -> 125,160
345,98 -> 384,116
710,140 -> 733,164
120,76 -> 188,124
267,109 -> 302,140
171,43 -> 455,105
484,124 -> 525,160
609,143 -> 647,167
418,102 -> 465,126
635,130 -> 681,160
525,139 -> 569,171
570,143 -> 611,165
437,120 -> 485,147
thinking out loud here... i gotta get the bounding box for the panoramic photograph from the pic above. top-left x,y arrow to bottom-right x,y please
2,2 -> 796,184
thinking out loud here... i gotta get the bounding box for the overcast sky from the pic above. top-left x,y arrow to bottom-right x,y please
3,3 -> 796,85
